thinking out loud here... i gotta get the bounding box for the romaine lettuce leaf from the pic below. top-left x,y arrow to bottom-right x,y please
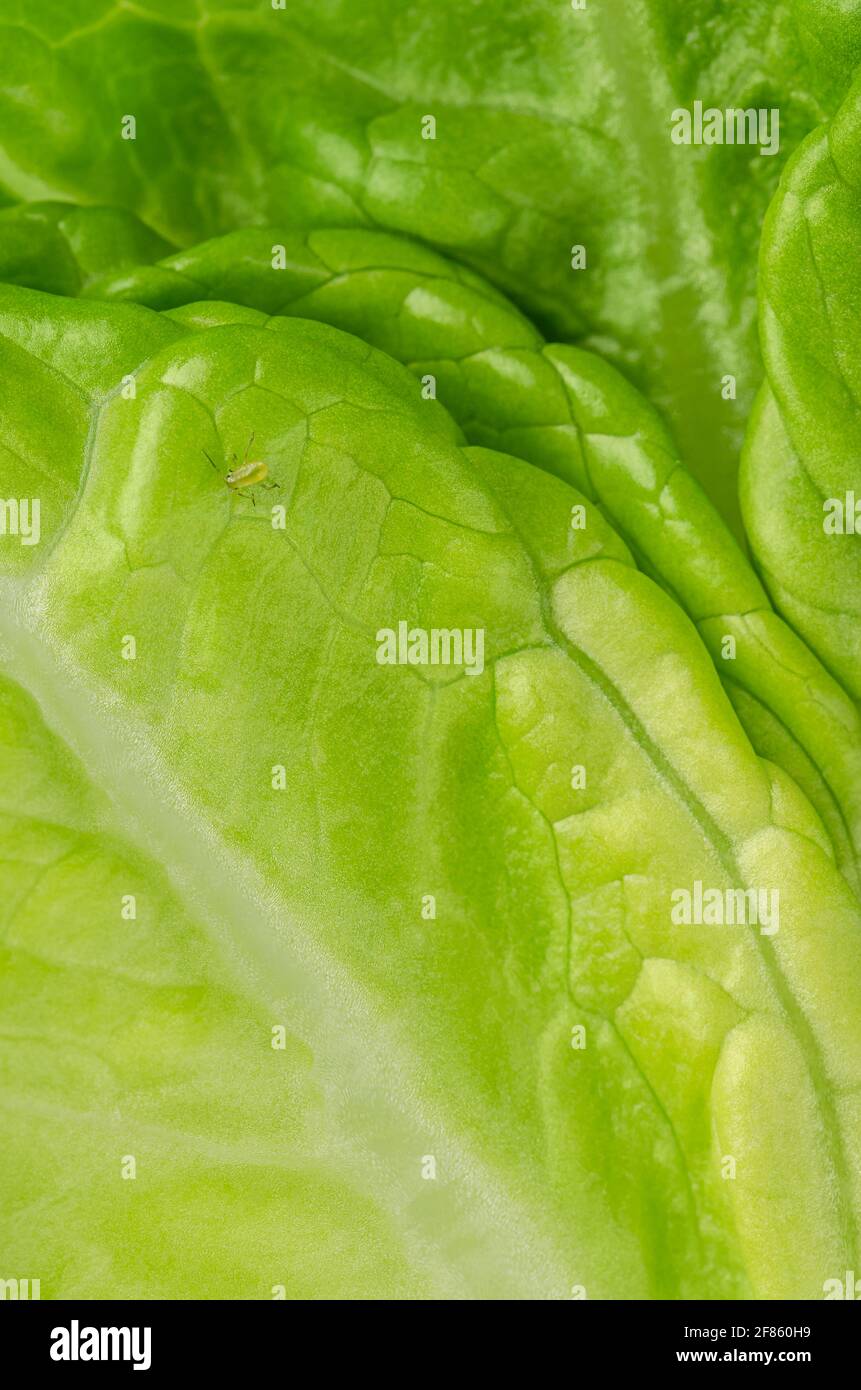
1,284 -> 860,1298
7,212 -> 853,895
3,0 -> 861,531
743,71 -> 861,703
2,0 -> 861,1305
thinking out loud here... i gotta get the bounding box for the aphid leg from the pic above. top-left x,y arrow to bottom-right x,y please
244,431 -> 255,464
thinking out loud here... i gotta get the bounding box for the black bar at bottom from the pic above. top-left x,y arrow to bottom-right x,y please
3,1298 -> 856,1374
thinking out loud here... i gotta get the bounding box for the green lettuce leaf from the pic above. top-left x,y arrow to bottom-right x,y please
743,70 -> 861,703
4,210 -> 852,894
1,284 -> 860,1298
3,0 -> 861,1305
3,0 -> 861,531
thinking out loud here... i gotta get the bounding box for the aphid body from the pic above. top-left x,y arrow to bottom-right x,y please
226,458 -> 269,489
203,431 -> 280,505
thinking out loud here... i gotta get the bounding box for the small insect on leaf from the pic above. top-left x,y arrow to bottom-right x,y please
227,459 -> 269,488
203,431 -> 281,507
